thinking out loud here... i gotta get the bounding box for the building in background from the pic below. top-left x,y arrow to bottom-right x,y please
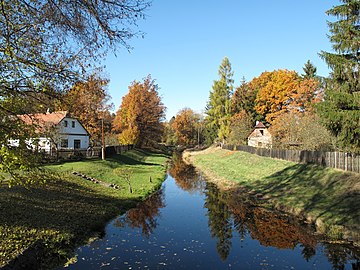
247,121 -> 272,148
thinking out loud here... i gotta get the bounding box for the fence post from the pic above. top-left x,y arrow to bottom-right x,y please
345,152 -> 348,171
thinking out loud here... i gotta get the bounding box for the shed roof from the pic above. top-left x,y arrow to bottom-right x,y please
254,121 -> 266,129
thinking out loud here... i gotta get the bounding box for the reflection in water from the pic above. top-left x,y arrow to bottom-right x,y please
64,153 -> 360,269
172,154 -> 360,269
204,182 -> 317,258
114,189 -> 165,237
168,153 -> 206,193
204,183 -> 233,261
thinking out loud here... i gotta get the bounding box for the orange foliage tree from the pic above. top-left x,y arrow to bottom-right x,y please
113,75 -> 166,147
253,70 -> 299,124
60,73 -> 113,145
288,78 -> 323,114
253,70 -> 322,124
172,108 -> 200,147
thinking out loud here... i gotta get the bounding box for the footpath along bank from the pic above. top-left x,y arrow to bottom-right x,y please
184,146 -> 360,246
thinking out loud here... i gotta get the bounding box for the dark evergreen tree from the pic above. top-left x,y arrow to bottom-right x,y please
302,60 -> 317,79
231,77 -> 259,121
205,57 -> 234,144
317,0 -> 360,152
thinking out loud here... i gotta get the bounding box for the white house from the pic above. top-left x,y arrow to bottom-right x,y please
14,111 -> 90,153
247,121 -> 272,148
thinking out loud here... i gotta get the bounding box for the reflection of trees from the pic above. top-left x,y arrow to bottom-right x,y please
323,243 -> 360,270
205,183 -> 233,261
204,183 -> 320,261
228,195 -> 317,251
301,244 -> 316,262
114,189 -> 165,237
169,153 -> 205,193
202,180 -> 360,267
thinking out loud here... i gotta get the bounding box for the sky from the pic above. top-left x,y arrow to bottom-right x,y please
104,0 -> 340,120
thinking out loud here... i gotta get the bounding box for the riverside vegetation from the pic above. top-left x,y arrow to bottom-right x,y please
184,147 -> 360,245
0,149 -> 169,269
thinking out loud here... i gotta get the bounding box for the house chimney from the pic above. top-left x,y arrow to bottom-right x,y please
256,121 -> 259,125
46,108 -> 51,114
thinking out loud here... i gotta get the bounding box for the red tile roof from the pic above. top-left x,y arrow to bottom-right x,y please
17,111 -> 68,132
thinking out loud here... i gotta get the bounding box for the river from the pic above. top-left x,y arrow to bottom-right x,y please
61,155 -> 360,269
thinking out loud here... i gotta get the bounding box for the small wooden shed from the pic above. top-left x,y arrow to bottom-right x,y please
247,121 -> 272,148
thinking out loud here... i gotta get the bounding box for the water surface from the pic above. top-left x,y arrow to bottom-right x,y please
62,156 -> 360,269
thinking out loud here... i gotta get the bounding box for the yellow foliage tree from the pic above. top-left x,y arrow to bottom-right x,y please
252,70 -> 322,124
113,75 -> 166,147
254,70 -> 299,124
172,108 -> 199,147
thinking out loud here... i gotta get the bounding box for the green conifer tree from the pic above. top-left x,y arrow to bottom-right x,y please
318,0 -> 360,152
302,60 -> 317,79
205,57 -> 234,144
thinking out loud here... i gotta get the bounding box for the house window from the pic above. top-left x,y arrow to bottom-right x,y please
64,120 -> 68,127
260,130 -> 264,136
74,139 -> 81,149
72,121 -> 75,128
61,139 -> 68,148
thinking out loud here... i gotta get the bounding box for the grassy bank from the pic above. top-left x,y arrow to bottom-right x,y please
0,149 -> 169,269
185,147 -> 360,242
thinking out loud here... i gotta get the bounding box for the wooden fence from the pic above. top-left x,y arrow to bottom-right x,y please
222,144 -> 360,173
44,145 -> 133,161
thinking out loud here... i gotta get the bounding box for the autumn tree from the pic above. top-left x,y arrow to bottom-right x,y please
288,78 -> 323,114
0,0 -> 150,185
172,108 -> 200,147
60,73 -> 113,145
254,70 -> 299,124
270,112 -> 334,151
317,0 -> 360,152
253,69 -> 322,124
205,57 -> 234,143
113,76 -> 166,147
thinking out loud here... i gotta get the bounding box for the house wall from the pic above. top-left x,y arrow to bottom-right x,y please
57,134 -> 89,150
9,114 -> 90,152
56,117 -> 90,150
248,128 -> 272,148
8,137 -> 52,152
58,117 -> 88,135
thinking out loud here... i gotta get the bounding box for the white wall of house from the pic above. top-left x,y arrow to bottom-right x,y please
8,137 -> 53,154
9,114 -> 90,153
57,117 -> 90,150
57,135 -> 89,150
248,128 -> 272,148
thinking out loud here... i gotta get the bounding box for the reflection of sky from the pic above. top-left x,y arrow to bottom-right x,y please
61,174 -> 358,269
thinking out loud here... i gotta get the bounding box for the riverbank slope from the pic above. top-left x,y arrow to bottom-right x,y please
0,149 -> 169,269
184,147 -> 360,245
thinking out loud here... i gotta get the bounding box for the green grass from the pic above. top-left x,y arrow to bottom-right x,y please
46,148 -> 169,198
189,147 -> 360,239
0,149 -> 169,268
